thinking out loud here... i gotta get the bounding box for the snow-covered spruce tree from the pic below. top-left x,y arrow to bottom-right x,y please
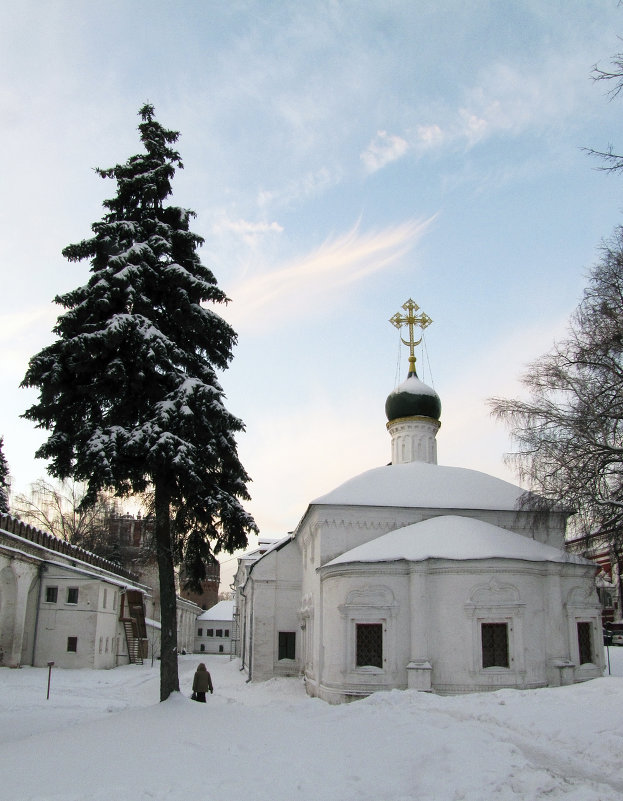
22,105 -> 257,700
0,437 -> 10,514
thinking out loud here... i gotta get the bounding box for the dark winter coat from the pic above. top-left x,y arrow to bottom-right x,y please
192,664 -> 213,693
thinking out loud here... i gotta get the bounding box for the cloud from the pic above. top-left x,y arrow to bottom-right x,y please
257,166 -> 342,211
408,52 -> 595,157
361,130 -> 410,173
361,56 -> 575,169
212,216 -> 284,246
415,124 -> 446,149
222,216 -> 436,332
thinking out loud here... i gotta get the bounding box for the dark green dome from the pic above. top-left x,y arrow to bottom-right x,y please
385,372 -> 441,422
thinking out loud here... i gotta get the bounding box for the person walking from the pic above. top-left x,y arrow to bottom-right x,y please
192,662 -> 213,702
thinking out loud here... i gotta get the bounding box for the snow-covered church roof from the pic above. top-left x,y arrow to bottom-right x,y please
325,515 -> 589,567
312,462 -> 525,511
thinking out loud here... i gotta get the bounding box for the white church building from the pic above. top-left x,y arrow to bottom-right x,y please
235,300 -> 603,703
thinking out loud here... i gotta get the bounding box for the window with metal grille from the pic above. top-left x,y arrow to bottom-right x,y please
577,622 -> 593,664
356,623 -> 383,668
67,636 -> 78,653
278,631 -> 296,660
481,623 -> 509,668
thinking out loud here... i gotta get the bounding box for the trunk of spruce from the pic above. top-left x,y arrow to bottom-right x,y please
154,476 -> 180,701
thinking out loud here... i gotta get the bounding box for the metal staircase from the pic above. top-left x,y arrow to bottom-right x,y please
122,617 -> 143,664
121,590 -> 148,665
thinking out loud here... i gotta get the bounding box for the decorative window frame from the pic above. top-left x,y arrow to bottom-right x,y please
464,578 -> 526,680
338,585 -> 398,678
566,585 -> 602,676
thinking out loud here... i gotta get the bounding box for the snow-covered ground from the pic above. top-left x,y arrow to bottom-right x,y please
2,650 -> 623,801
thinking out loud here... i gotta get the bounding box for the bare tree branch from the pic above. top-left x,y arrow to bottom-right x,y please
489,227 -> 623,564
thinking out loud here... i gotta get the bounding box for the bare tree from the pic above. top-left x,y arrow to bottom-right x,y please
584,42 -> 623,171
489,228 -> 623,605
13,478 -> 118,552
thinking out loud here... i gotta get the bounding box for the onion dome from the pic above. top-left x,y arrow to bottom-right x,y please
385,368 -> 441,422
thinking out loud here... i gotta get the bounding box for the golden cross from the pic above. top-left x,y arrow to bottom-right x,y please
389,298 -> 432,374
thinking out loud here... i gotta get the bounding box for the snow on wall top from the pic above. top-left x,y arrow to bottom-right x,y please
312,462 -> 525,511
197,600 -> 234,621
324,515 -> 589,567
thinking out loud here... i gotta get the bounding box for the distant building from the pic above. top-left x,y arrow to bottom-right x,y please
195,600 -> 234,655
179,556 -> 220,611
106,513 -> 220,612
566,533 -> 622,623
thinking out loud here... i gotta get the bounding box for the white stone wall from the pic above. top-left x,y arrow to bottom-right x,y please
35,572 -> 123,669
0,558 -> 39,667
235,493 -> 598,702
195,617 -> 232,655
177,598 -> 201,655
240,539 -> 302,681
316,558 -> 603,703
0,524 -> 205,670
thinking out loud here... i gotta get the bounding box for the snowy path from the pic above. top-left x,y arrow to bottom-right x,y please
0,653 -> 622,801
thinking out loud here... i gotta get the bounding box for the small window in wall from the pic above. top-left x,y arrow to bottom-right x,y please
278,631 -> 296,660
112,592 -> 117,611
356,623 -> 383,668
102,588 -> 107,609
482,623 -> 509,668
219,645 -> 224,653
200,644 -> 205,652
66,587 -> 79,605
45,586 -> 58,603
207,629 -> 214,637
224,629 -> 230,637
216,629 -> 223,637
577,622 -> 593,665
67,636 -> 78,653
198,628 -> 203,636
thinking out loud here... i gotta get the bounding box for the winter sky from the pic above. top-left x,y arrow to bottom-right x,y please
2,1 -> 623,580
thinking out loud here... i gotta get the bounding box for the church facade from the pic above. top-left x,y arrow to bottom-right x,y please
235,301 -> 603,702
